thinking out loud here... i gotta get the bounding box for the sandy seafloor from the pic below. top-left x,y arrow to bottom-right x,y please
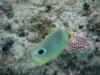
0,0 -> 100,75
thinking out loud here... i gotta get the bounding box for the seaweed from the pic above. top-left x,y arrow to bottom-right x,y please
87,20 -> 96,31
83,2 -> 90,11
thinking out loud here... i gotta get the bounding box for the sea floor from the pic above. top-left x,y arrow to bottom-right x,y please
0,0 -> 100,75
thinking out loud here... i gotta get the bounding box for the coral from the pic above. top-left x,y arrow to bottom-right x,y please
68,35 -> 94,54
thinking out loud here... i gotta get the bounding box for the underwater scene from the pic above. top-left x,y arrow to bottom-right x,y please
0,0 -> 100,75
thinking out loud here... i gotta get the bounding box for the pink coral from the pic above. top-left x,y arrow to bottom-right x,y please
68,36 -> 91,54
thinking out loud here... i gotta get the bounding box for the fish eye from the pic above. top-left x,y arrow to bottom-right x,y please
37,48 -> 47,55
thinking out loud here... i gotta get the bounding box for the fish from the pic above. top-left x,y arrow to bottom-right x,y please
30,28 -> 71,65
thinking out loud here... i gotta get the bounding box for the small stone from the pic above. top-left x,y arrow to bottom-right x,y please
26,32 -> 37,42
